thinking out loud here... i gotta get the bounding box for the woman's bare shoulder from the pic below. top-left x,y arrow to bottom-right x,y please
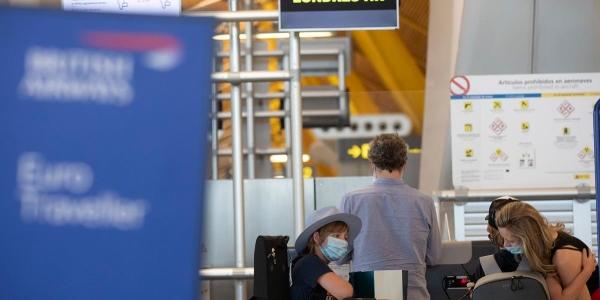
553,248 -> 582,263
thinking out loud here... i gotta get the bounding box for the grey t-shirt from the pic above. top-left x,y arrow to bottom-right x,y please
340,178 -> 442,300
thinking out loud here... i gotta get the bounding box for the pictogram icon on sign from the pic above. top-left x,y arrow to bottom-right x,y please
464,123 -> 473,132
463,102 -> 473,111
557,101 -> 575,118
489,148 -> 508,162
465,148 -> 474,158
577,146 -> 593,160
575,174 -> 591,180
450,75 -> 470,96
489,118 -> 507,136
492,101 -> 503,111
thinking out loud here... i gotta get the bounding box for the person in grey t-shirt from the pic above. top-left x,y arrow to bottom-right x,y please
339,133 -> 442,300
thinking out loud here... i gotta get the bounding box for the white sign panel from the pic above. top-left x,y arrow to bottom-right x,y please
450,73 -> 600,189
63,0 -> 180,15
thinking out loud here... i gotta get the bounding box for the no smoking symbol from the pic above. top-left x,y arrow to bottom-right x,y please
450,75 -> 470,96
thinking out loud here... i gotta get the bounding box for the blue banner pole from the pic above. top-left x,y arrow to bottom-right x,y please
593,99 -> 600,288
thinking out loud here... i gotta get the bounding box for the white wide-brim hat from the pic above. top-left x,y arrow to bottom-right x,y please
295,206 -> 362,257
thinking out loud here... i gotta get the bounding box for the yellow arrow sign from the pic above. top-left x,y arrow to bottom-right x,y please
361,143 -> 370,160
347,145 -> 362,159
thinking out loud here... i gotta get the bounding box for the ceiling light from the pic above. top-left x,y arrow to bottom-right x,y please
269,154 -> 310,163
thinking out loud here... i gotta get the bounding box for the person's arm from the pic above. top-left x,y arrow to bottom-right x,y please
473,264 -> 486,281
546,248 -> 596,300
426,197 -> 442,265
317,272 -> 353,300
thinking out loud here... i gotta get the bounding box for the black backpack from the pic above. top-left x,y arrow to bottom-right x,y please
252,235 -> 291,300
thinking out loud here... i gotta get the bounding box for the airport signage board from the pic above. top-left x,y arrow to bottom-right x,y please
279,0 -> 399,31
450,73 -> 600,190
0,8 -> 213,300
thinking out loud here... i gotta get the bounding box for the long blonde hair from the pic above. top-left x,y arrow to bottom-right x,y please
495,202 -> 564,275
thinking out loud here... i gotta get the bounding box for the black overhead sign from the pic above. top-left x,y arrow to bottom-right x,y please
279,0 -> 399,31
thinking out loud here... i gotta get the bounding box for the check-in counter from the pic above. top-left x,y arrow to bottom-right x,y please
426,240 -> 497,300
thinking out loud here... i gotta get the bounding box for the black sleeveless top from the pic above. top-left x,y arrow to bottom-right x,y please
550,231 -> 599,293
550,231 -> 589,258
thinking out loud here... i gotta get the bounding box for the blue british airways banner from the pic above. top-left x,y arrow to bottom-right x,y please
0,8 -> 213,300
594,99 -> 600,289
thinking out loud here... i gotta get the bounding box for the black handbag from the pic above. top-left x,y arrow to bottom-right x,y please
251,235 -> 291,300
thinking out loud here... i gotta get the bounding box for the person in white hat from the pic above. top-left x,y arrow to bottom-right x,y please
290,206 -> 362,300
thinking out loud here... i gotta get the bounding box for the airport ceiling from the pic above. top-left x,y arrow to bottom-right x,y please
187,0 -> 429,72
188,0 -> 429,132
189,0 -> 430,176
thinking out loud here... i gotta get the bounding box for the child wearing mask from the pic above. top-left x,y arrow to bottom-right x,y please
291,207 -> 362,300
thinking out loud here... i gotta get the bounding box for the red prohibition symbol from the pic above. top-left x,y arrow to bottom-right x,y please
450,75 -> 470,96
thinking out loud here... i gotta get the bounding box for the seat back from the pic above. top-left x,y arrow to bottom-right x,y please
472,271 -> 550,300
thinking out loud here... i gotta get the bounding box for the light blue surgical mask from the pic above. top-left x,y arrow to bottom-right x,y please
320,236 -> 349,261
505,246 -> 523,255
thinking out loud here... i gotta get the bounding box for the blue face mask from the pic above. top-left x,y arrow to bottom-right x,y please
505,246 -> 523,255
320,236 -> 349,261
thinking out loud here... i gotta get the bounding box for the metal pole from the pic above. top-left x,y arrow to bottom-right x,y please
244,0 -> 255,178
216,48 -> 341,58
199,267 -> 254,280
217,90 -> 342,100
211,70 -> 291,83
215,109 -> 342,119
338,51 -> 348,123
218,147 -> 287,156
211,50 -> 219,180
434,187 -> 596,202
228,0 -> 246,298
283,54 -> 292,178
289,32 -> 305,237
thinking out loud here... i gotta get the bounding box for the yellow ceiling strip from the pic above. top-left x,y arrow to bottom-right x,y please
346,72 -> 379,115
352,30 -> 425,134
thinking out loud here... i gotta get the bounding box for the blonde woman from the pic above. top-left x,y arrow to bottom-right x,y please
496,201 -> 598,300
